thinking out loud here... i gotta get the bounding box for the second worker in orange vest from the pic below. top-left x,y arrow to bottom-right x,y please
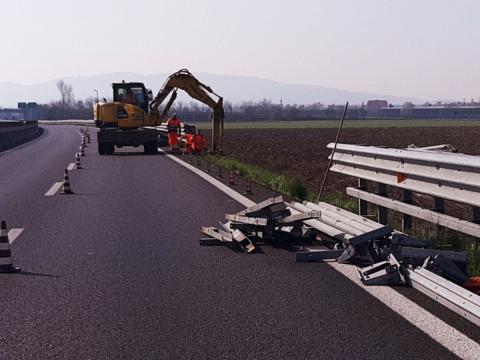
166,114 -> 182,152
192,130 -> 208,154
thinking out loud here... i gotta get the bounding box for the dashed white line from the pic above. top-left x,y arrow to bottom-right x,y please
45,181 -> 63,196
67,163 -> 75,171
161,148 -> 480,360
8,228 -> 24,244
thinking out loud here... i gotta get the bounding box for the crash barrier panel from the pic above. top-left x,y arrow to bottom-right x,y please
0,121 -> 42,152
327,143 -> 480,326
327,143 -> 480,236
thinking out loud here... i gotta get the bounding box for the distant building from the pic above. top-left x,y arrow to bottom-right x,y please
0,108 -> 24,120
377,105 -> 480,119
366,100 -> 389,114
0,102 -> 38,121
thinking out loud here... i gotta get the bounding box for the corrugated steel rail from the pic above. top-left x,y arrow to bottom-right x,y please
327,142 -> 480,207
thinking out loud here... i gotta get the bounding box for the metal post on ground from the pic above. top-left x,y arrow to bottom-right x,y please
402,189 -> 413,231
358,178 -> 368,217
316,102 -> 349,203
376,182 -> 388,225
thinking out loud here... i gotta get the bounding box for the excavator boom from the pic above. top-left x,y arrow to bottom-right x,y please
151,69 -> 224,152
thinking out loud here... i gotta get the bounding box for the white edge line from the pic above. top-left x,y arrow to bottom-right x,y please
161,148 -> 480,360
45,181 -> 63,196
8,228 -> 24,244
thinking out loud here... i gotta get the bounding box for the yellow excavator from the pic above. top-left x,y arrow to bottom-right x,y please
94,69 -> 224,155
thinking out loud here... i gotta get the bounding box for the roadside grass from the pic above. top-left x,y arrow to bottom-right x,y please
207,154 -> 479,276
195,119 -> 480,130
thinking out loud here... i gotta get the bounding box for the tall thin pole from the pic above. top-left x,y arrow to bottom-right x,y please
316,102 -> 349,203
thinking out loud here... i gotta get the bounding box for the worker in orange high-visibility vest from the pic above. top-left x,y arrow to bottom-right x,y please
166,114 -> 182,152
180,133 -> 194,154
193,130 -> 208,154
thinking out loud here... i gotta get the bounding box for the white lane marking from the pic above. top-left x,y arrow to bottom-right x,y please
161,148 -> 480,360
160,150 -> 255,208
45,181 -> 63,196
8,228 -> 23,244
67,163 -> 75,171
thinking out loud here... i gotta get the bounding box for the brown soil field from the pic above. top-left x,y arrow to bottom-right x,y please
221,126 -> 480,194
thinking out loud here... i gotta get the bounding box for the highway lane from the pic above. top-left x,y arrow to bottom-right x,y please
0,125 -> 83,229
0,125 -> 470,359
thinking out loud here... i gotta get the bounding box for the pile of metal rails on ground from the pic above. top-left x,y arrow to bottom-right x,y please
201,143 -> 480,327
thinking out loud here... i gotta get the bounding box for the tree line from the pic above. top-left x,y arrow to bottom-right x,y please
37,80 -> 368,121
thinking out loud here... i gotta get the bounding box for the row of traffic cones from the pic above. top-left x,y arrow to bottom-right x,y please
187,151 -> 254,195
1,127 -> 91,274
61,128 -> 90,194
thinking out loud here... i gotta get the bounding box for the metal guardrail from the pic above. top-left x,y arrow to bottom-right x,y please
327,143 -> 480,207
327,143 -> 480,327
404,266 -> 480,327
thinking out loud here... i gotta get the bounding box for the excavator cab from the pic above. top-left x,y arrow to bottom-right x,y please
112,82 -> 150,112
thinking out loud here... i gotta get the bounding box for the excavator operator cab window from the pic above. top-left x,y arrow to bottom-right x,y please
115,88 -> 127,102
114,86 -> 148,112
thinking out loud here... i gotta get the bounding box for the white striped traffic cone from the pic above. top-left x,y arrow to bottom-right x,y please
243,178 -> 253,195
0,220 -> 20,273
79,145 -> 85,157
229,171 -> 235,185
75,152 -> 83,169
60,169 -> 74,194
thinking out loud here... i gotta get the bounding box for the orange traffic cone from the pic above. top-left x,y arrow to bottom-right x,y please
0,220 -> 20,273
60,169 -> 74,194
75,152 -> 82,169
243,178 -> 253,195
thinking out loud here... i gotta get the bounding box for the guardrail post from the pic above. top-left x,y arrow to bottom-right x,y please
357,178 -> 368,217
376,183 -> 388,225
433,197 -> 445,214
402,190 -> 413,231
472,206 -> 480,224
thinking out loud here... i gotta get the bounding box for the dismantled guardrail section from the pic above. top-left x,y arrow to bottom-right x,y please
200,142 -> 480,327
326,142 -> 480,326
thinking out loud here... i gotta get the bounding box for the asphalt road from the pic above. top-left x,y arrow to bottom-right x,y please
0,125 -> 472,359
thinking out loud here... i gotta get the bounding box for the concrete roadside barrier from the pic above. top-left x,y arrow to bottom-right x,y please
0,121 -> 43,152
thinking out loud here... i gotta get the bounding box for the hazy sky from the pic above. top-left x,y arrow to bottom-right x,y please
1,0 -> 479,100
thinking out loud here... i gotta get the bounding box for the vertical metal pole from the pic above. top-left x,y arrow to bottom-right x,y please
317,102 -> 349,203
433,197 -> 445,214
358,178 -> 368,217
376,183 -> 388,225
402,190 -> 413,231
472,206 -> 480,224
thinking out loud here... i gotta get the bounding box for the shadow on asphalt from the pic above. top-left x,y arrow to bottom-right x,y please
17,271 -> 61,278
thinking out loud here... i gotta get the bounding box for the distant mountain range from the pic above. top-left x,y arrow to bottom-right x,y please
0,72 -> 422,107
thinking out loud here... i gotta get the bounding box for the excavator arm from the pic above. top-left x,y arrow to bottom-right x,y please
150,69 -> 224,153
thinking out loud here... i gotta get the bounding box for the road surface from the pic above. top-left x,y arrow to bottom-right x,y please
0,125 -> 477,359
